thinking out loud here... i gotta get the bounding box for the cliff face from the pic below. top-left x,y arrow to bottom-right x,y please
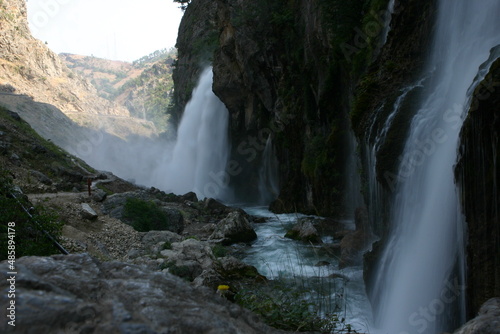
175,0 -> 500,320
456,56 -> 500,317
0,0 -> 127,118
175,0 -> 436,215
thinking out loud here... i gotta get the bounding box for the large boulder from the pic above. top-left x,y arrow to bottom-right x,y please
101,191 -> 184,233
454,298 -> 500,334
209,211 -> 257,245
0,254 -> 282,334
284,218 -> 322,244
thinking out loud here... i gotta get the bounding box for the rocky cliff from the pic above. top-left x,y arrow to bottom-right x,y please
174,0 -> 500,323
0,0 -> 157,140
456,55 -> 500,317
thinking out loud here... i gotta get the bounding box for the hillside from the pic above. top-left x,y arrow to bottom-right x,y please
61,49 -> 176,131
0,0 -> 157,138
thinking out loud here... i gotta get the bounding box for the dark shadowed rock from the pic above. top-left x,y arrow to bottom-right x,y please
181,191 -> 199,202
204,197 -> 230,215
0,253 -> 284,334
209,211 -> 257,245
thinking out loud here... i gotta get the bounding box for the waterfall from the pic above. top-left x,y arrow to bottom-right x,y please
373,1 -> 500,333
158,68 -> 230,200
258,136 -> 279,204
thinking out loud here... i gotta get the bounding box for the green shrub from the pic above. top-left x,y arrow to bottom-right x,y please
159,261 -> 194,281
212,244 -> 228,258
122,198 -> 170,232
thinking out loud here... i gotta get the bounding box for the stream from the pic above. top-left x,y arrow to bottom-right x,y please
235,206 -> 373,333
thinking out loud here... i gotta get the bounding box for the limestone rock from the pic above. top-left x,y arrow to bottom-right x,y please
284,218 -> 322,244
160,238 -> 215,281
454,298 -> 500,334
0,253 -> 282,334
216,256 -> 260,280
210,211 -> 257,245
80,203 -> 98,221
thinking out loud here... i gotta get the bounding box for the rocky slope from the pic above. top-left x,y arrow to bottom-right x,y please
61,50 -> 175,131
0,0 -> 157,138
0,253 -> 284,334
0,105 -> 287,332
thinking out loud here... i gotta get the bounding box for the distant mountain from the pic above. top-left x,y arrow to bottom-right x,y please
0,0 -> 156,140
61,49 -> 176,131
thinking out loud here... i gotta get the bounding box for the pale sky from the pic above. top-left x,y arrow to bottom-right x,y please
27,0 -> 184,62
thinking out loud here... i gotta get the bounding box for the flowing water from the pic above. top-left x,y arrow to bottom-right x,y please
238,206 -> 373,333
154,68 -> 231,200
372,1 -> 500,333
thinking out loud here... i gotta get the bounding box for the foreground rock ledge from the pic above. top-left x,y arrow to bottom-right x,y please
0,253 -> 284,334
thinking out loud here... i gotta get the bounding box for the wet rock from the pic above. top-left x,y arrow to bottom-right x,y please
81,203 -> 98,221
209,211 -> 257,245
0,253 -> 282,334
284,218 -> 322,244
454,298 -> 500,334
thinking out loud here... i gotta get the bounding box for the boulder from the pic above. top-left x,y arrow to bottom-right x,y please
209,211 -> 257,245
216,256 -> 260,280
0,254 -> 283,334
284,218 -> 322,243
160,238 -> 215,281
181,191 -> 199,202
80,203 -> 98,221
454,298 -> 500,334
101,191 -> 184,233
91,188 -> 107,202
204,197 -> 230,215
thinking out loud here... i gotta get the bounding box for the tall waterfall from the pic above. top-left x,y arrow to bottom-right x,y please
373,1 -> 500,333
158,68 -> 230,200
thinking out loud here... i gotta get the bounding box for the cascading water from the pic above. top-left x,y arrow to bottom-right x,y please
373,1 -> 500,333
155,68 -> 230,200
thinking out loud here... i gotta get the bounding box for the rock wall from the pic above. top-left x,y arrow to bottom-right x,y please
456,57 -> 500,317
174,0 -> 500,324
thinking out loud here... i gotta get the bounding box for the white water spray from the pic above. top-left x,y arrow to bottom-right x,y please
155,68 -> 230,200
373,1 -> 500,333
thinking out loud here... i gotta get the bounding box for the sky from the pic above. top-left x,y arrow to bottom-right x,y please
27,0 -> 184,62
